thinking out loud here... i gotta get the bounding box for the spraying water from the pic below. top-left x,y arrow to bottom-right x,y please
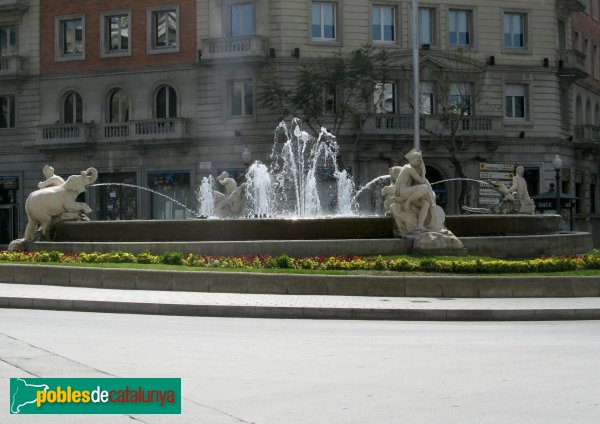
336,169 -> 356,215
196,176 -> 215,217
244,119 -> 346,217
90,183 -> 200,218
430,178 -> 492,186
245,162 -> 273,216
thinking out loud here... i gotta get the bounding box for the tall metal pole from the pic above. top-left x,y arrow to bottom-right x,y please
412,0 -> 420,151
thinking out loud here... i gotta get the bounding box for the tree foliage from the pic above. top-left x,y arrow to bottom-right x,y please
258,44 -> 391,137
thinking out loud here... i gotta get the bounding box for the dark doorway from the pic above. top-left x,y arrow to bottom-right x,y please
95,172 -> 138,220
425,166 -> 447,211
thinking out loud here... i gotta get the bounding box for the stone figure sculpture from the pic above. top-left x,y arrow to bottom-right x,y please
23,167 -> 98,240
213,171 -> 247,217
37,165 -> 65,189
382,149 -> 463,252
462,165 -> 535,214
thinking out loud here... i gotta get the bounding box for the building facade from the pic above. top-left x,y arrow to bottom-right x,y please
1,0 -> 600,246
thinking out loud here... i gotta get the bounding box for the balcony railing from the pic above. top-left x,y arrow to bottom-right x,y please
558,49 -> 588,78
100,118 -> 191,143
574,124 -> 600,143
36,118 -> 191,148
0,55 -> 26,79
36,123 -> 95,147
364,114 -> 503,136
200,35 -> 269,62
0,0 -> 28,12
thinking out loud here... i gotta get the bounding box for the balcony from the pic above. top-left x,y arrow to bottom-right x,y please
0,55 -> 27,79
36,123 -> 95,150
200,35 -> 269,64
36,119 -> 191,150
364,114 -> 504,137
574,124 -> 600,145
0,0 -> 28,13
99,118 -> 192,146
558,49 -> 588,79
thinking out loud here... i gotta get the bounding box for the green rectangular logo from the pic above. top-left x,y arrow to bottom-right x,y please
10,378 -> 181,414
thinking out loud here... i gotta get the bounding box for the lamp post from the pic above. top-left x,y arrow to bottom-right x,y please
552,154 -> 563,216
411,0 -> 420,151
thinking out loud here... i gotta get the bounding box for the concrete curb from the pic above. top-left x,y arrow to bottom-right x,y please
2,296 -> 600,321
1,264 -> 599,298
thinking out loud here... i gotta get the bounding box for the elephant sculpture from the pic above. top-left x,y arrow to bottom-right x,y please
23,167 -> 98,240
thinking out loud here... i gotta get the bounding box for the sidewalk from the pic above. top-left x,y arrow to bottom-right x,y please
1,283 -> 599,321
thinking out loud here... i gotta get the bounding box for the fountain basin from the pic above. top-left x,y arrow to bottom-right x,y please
28,214 -> 590,259
52,215 -> 560,242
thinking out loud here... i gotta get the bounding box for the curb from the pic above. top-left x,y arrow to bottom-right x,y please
1,264 -> 600,298
2,296 -> 600,321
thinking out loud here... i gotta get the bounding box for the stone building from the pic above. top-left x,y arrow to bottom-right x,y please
1,0 -> 599,246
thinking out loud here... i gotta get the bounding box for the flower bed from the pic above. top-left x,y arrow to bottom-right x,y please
1,250 -> 600,274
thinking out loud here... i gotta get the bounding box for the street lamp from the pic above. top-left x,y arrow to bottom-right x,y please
242,145 -> 252,167
552,154 -> 563,216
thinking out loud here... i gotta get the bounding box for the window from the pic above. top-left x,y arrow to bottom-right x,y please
373,82 -> 395,113
505,84 -> 526,119
419,8 -> 435,45
448,9 -> 471,47
503,12 -> 526,49
312,2 -> 336,40
230,79 -> 254,116
449,83 -> 471,115
102,12 -> 130,56
149,7 -> 179,52
56,16 -> 84,60
156,85 -> 177,118
0,26 -> 16,56
372,6 -> 395,43
63,91 -> 82,124
108,89 -> 129,123
0,94 -> 15,128
229,2 -> 254,36
420,82 -> 434,115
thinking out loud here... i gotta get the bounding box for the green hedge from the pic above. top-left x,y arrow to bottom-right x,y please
1,250 -> 600,274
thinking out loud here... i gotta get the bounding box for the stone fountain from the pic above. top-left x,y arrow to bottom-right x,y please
10,119 -> 593,258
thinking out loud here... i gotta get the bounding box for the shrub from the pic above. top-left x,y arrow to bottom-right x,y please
160,251 -> 183,265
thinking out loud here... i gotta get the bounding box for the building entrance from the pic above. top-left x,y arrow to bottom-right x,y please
0,176 -> 19,246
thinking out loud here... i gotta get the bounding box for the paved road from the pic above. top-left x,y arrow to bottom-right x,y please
1,310 -> 599,423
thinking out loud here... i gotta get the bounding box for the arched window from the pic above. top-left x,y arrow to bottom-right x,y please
575,95 -> 583,125
586,98 -> 592,124
109,88 -> 129,123
595,103 -> 600,126
155,85 -> 177,118
63,91 -> 82,124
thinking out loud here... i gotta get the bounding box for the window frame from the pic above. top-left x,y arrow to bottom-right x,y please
55,14 -> 85,62
419,81 -> 435,115
224,1 -> 255,37
62,90 -> 84,124
147,5 -> 180,54
310,1 -> 340,44
107,88 -> 130,123
100,10 -> 132,58
0,93 -> 16,129
228,78 -> 255,117
371,4 -> 396,45
448,9 -> 473,48
503,83 -> 531,123
502,10 -> 530,53
373,81 -> 396,114
448,82 -> 472,116
0,25 -> 17,57
418,6 -> 437,47
154,84 -> 178,119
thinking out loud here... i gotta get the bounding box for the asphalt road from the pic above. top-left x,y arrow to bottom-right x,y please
1,309 -> 599,423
